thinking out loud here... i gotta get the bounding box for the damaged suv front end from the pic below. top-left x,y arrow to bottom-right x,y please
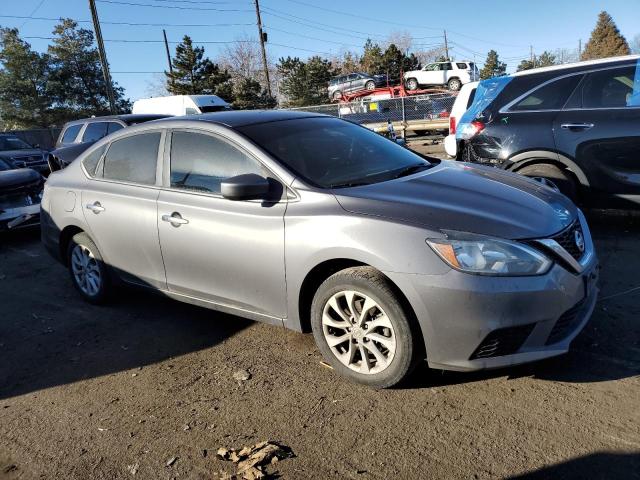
0,159 -> 44,231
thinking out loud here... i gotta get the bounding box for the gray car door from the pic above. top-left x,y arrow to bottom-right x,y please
81,130 -> 166,289
156,130 -> 287,319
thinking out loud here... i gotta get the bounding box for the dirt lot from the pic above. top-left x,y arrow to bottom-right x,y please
1,210 -> 639,479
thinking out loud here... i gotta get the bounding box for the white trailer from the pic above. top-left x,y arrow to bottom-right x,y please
132,95 -> 231,116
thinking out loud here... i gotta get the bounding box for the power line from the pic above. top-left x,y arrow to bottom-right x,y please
20,0 -> 47,28
95,0 -> 253,12
0,14 -> 254,27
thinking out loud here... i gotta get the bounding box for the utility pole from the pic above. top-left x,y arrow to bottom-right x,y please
443,30 -> 449,60
88,0 -> 117,114
578,39 -> 582,60
530,45 -> 534,66
163,29 -> 173,74
254,0 -> 272,97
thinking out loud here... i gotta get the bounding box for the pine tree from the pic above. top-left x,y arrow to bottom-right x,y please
360,39 -> 383,75
232,77 -> 276,110
0,28 -> 53,128
48,19 -> 130,121
276,56 -> 336,107
581,11 -> 630,60
165,35 -> 233,100
517,51 -> 556,71
479,50 -> 506,79
379,44 -> 420,82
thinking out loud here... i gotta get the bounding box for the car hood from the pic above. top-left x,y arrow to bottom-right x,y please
0,149 -> 45,159
0,168 -> 42,192
332,161 -> 577,240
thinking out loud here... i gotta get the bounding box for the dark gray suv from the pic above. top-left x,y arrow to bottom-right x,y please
328,72 -> 388,100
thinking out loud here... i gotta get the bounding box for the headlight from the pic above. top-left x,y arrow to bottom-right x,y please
426,233 -> 552,276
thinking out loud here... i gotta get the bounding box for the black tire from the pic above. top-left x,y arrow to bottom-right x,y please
332,90 -> 342,101
517,163 -> 578,201
67,232 -> 111,304
405,78 -> 418,91
310,267 -> 420,388
447,78 -> 462,91
413,130 -> 428,137
365,80 -> 376,90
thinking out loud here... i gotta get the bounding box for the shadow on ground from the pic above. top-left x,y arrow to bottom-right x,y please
507,452 -> 640,480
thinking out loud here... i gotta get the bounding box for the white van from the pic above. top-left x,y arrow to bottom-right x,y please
132,95 -> 231,116
444,81 -> 478,158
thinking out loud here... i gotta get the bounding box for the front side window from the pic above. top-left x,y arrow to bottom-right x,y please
0,135 -> 31,151
238,117 -> 431,189
60,124 -> 82,144
424,64 -> 439,71
102,132 -> 160,185
510,75 -> 582,111
580,66 -> 636,109
170,131 -> 265,194
441,63 -> 453,71
82,122 -> 109,142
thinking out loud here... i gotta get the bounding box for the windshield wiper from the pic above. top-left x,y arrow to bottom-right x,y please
328,181 -> 371,189
391,163 -> 430,179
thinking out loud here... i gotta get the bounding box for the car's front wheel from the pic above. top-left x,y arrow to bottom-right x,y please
405,78 -> 419,91
311,267 -> 420,388
517,163 -> 577,201
67,232 -> 110,304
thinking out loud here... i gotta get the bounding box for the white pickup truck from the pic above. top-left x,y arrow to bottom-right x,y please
404,61 -> 479,91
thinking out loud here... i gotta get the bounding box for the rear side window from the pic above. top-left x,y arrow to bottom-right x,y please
82,122 -> 109,142
510,75 -> 582,111
82,145 -> 106,177
102,132 -> 161,185
580,66 -> 636,109
107,122 -> 124,134
170,131 -> 265,195
456,63 -> 468,69
442,63 -> 452,71
61,124 -> 82,144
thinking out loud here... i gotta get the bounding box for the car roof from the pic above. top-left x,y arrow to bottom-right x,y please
511,54 -> 640,77
64,113 -> 173,127
154,109 -> 327,128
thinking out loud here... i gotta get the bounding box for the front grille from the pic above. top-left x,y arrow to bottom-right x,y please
546,299 -> 585,345
469,323 -> 536,360
13,154 -> 45,166
551,221 -> 584,261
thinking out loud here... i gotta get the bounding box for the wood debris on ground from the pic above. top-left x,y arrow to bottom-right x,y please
216,440 -> 294,479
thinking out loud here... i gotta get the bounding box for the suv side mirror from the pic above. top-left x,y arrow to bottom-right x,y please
221,173 -> 270,201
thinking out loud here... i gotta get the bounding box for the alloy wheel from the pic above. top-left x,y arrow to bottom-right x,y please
321,290 -> 396,374
71,244 -> 102,297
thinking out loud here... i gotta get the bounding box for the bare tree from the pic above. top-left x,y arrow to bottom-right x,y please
383,30 -> 413,54
632,34 -> 640,54
414,46 -> 447,65
144,72 -> 169,97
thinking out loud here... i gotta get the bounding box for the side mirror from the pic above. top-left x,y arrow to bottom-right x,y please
221,173 -> 270,201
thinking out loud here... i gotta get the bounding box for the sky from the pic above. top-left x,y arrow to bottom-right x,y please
2,0 -> 640,102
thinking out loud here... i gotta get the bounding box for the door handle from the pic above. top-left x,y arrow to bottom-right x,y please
86,202 -> 105,214
162,212 -> 189,227
561,123 -> 594,130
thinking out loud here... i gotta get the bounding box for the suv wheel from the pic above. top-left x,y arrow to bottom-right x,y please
311,267 -> 419,388
365,80 -> 376,90
447,78 -> 462,91
405,78 -> 418,91
332,90 -> 342,101
68,232 -> 110,304
517,163 -> 577,201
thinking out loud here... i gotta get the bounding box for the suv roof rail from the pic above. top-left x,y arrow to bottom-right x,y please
511,54 -> 640,77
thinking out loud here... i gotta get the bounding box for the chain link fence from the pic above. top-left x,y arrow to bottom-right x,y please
287,92 -> 456,136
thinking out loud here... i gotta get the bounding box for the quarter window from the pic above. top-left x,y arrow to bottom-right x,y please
456,62 -> 468,69
60,124 -> 82,144
82,122 -> 109,142
102,132 -> 160,185
580,66 -> 636,109
107,122 -> 124,134
82,145 -> 107,177
169,131 -> 265,195
510,75 -> 582,111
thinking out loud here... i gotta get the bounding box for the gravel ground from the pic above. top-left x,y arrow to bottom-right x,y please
1,209 -> 639,479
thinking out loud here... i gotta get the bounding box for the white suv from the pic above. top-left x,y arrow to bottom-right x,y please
404,61 -> 479,91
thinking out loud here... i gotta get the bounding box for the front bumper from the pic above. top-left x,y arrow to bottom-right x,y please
386,213 -> 599,372
0,203 -> 41,230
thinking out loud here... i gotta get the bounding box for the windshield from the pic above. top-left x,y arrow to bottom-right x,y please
0,158 -> 12,170
0,135 -> 32,151
238,117 -> 430,188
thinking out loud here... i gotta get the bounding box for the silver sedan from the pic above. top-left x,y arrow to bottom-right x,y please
41,111 -> 599,388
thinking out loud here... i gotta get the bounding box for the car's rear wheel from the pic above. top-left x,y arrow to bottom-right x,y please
405,78 -> 419,91
332,90 -> 342,101
311,267 -> 419,388
517,163 -> 577,201
67,232 -> 110,304
365,80 -> 376,90
447,78 -> 462,91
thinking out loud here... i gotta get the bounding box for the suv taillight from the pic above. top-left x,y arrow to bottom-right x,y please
458,120 -> 485,140
449,116 -> 456,135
